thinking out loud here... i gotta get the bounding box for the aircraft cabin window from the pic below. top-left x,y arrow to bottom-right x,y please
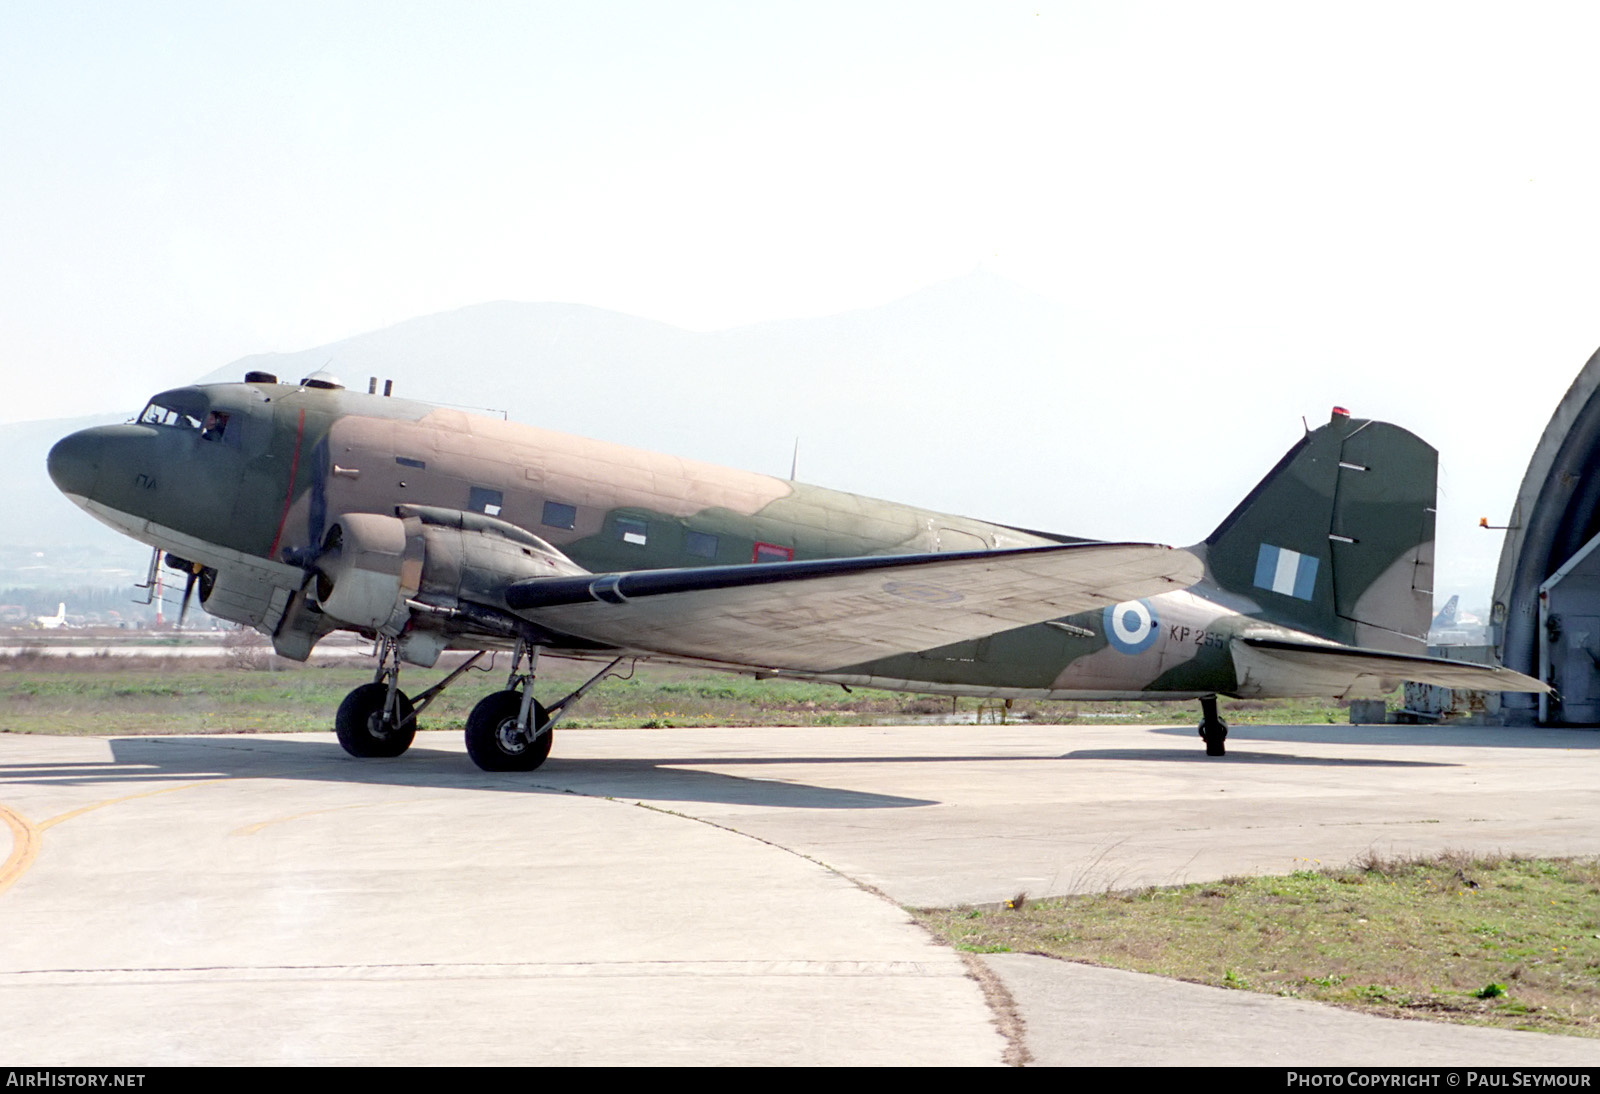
395,456 -> 426,469
541,501 -> 576,530
468,487 -> 504,517
685,530 -> 718,559
617,518 -> 648,546
753,542 -> 793,563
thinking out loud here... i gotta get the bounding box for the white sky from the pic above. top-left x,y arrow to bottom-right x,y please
6,1 -> 1600,602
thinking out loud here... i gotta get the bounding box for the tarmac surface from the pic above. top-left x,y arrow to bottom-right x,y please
3,720 -> 1599,1066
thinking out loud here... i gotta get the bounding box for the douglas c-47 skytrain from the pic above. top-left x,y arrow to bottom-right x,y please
47,372 -> 1547,770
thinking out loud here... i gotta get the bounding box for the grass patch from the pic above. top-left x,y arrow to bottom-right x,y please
915,853 -> 1600,1038
0,648 -> 1359,736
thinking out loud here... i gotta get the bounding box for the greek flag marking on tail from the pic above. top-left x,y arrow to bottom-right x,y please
1254,544 -> 1319,600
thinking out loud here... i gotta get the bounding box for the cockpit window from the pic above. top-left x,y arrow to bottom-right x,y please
138,402 -> 203,431
201,411 -> 229,441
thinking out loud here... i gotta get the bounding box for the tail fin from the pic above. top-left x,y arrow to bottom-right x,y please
1199,409 -> 1436,652
1431,594 -> 1459,629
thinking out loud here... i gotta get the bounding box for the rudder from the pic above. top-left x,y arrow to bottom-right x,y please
1199,409 -> 1436,652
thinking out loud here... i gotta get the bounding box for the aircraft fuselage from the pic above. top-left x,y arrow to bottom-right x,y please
46,377 -> 1429,707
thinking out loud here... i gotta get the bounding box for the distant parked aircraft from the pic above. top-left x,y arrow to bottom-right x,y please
34,603 -> 66,629
1427,594 -> 1488,646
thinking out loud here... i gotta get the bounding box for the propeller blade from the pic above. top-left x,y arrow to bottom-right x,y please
178,567 -> 198,628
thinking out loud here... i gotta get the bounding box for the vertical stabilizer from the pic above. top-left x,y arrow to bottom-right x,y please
1200,411 -> 1436,652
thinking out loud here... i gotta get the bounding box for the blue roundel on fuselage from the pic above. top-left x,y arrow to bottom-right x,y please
1104,599 -> 1160,654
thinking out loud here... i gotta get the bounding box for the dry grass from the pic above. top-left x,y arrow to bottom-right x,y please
916,852 -> 1600,1037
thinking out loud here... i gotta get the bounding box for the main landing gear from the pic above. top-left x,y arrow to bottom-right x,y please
332,637 -> 625,773
334,637 -> 486,758
1197,694 -> 1228,757
465,641 -> 625,772
465,641 -> 551,772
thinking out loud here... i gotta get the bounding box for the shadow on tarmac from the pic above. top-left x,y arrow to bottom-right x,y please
0,736 -> 935,810
1150,723 -> 1600,749
0,719 -> 1518,808
1062,748 -> 1452,767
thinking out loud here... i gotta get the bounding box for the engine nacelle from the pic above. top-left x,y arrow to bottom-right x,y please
200,566 -> 286,631
403,505 -> 590,606
314,512 -> 424,635
311,506 -> 590,641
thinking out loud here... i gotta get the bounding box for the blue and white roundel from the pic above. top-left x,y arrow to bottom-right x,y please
1104,599 -> 1160,654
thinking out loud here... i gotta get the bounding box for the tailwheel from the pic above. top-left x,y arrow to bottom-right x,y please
335,682 -> 417,758
465,689 -> 553,772
1197,694 -> 1228,757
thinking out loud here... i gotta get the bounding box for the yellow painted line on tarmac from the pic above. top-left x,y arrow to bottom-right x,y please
0,780 -> 227,898
233,797 -> 448,836
0,803 -> 42,897
37,780 -> 228,831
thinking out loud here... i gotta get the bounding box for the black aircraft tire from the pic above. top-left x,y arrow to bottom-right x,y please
335,682 -> 417,758
1201,720 -> 1228,757
465,690 -> 553,772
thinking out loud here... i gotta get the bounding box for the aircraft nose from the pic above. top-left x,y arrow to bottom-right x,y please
47,428 -> 105,499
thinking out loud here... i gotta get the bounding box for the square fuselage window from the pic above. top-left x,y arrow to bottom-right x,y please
617,518 -> 648,546
685,530 -> 718,559
542,501 -> 577,530
469,486 -> 504,517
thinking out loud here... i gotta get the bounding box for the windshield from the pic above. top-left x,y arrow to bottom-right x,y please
138,401 -> 203,430
136,389 -> 251,449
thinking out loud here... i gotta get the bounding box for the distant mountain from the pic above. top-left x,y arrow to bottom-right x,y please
0,412 -> 153,598
197,269 -> 1079,513
1,412 -> 132,548
7,271 -> 1140,595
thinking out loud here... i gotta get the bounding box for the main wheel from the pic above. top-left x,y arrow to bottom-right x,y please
465,689 -> 553,772
335,682 -> 417,758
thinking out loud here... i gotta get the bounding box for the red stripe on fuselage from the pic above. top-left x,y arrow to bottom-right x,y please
267,409 -> 306,559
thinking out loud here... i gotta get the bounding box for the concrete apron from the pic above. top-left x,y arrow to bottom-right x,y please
3,721 -> 1599,1065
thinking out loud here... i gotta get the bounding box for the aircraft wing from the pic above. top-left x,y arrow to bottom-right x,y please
503,543 -> 1202,671
1234,636 -> 1550,694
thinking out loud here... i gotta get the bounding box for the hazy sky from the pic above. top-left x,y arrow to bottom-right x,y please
7,1 -> 1600,599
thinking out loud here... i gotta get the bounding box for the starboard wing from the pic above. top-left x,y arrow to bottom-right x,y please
503,543 -> 1203,671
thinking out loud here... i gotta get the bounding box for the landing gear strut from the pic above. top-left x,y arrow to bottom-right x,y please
334,638 -> 485,759
464,641 -> 625,772
1198,694 -> 1228,757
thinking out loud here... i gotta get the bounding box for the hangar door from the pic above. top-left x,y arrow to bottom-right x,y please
1538,530 -> 1600,724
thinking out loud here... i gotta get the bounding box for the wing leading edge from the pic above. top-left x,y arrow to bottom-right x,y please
504,543 -> 1204,672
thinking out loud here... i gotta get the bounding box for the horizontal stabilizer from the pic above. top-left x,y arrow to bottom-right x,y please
505,543 -> 1203,671
1235,636 -> 1549,694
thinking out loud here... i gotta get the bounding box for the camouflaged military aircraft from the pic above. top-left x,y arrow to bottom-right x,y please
46,372 -> 1546,770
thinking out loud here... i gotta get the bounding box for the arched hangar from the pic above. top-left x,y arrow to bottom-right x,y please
1493,346 -> 1600,724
